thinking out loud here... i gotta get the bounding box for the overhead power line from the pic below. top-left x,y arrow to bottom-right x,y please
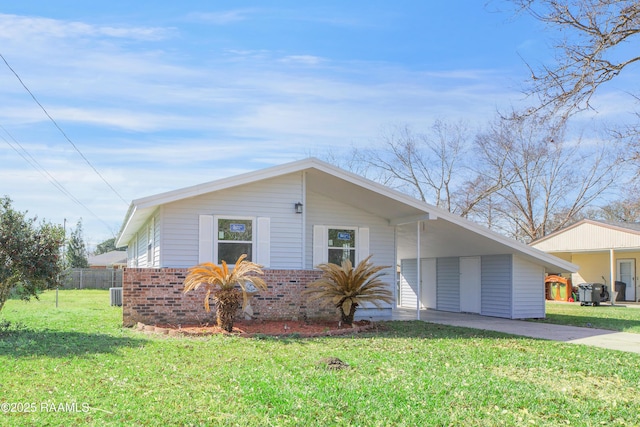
0,52 -> 129,206
0,124 -> 116,234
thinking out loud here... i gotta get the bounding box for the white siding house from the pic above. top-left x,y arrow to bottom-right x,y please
116,158 -> 576,319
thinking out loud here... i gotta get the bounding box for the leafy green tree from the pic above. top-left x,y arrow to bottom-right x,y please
0,197 -> 64,312
66,219 -> 89,268
94,237 -> 125,255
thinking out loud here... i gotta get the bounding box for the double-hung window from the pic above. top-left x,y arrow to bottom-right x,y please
215,217 -> 254,264
199,215 -> 270,267
313,225 -> 368,267
328,228 -> 356,265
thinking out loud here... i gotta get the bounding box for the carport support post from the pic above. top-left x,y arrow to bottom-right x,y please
610,249 -> 616,306
416,221 -> 421,320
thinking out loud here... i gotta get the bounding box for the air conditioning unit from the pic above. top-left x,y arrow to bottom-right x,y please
110,287 -> 123,306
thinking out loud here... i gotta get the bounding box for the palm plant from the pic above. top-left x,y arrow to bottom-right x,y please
183,254 -> 267,332
305,255 -> 392,325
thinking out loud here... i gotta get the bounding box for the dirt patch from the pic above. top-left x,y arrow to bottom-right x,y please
135,319 -> 376,338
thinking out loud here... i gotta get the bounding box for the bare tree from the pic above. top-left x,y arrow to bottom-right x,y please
477,111 -> 621,242
512,0 -> 639,118
313,146 -> 381,181
591,195 -> 640,222
363,121 -> 503,217
371,124 -> 458,207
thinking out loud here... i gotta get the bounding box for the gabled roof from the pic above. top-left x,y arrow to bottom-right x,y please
115,157 -> 439,246
88,250 -> 127,267
594,220 -> 640,233
531,219 -> 640,252
116,157 -> 576,272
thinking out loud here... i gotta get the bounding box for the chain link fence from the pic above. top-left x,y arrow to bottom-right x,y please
60,268 -> 123,290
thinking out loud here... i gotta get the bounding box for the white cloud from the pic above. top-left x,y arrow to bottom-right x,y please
185,9 -> 259,25
0,13 -> 170,41
279,55 -> 326,66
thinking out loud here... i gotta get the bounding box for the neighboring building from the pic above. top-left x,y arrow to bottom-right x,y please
116,158 -> 576,326
531,219 -> 640,302
87,250 -> 127,269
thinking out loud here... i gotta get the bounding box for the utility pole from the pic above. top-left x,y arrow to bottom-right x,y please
63,218 -> 67,264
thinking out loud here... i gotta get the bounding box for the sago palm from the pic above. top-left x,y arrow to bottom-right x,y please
183,254 -> 267,332
305,255 -> 392,325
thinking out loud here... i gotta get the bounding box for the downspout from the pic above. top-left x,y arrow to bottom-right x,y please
416,220 -> 421,320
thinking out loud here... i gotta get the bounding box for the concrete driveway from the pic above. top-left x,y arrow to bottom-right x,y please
386,308 -> 640,354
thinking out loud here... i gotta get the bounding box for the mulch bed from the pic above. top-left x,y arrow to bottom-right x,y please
135,319 -> 376,338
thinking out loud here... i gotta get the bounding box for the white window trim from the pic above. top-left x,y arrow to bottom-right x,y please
214,215 -> 255,265
328,226 -> 358,262
131,235 -> 138,267
147,217 -> 155,267
313,225 -> 369,267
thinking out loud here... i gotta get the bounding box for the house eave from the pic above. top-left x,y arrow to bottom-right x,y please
115,157 -> 578,273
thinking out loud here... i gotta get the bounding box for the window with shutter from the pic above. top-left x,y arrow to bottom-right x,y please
200,215 -> 270,266
313,225 -> 370,267
216,217 -> 253,263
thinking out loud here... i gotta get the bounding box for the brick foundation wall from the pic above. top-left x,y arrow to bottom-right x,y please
122,268 -> 337,327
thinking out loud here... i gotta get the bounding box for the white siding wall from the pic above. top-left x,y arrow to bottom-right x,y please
421,258 -> 437,309
533,222 -> 640,252
400,259 -> 418,309
126,210 -> 160,267
126,240 -> 136,267
436,257 -> 460,312
305,190 -> 395,270
481,255 -> 513,318
305,190 -> 396,309
159,173 -> 304,268
127,230 -> 147,267
512,255 -> 545,319
399,258 -> 437,310
152,210 -> 160,266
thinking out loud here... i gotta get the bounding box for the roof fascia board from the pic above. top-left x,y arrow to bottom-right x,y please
594,221 -> 640,236
115,204 -> 137,248
133,158 -> 316,210
533,219 -> 640,246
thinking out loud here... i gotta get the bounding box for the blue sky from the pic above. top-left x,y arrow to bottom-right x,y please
0,1 -> 635,248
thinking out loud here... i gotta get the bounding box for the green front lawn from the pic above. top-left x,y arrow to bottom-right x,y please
1,290 -> 639,426
539,301 -> 640,334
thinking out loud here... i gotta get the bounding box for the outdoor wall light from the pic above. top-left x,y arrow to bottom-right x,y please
295,202 -> 303,214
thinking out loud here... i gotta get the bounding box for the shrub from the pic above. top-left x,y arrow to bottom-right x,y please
305,255 -> 392,325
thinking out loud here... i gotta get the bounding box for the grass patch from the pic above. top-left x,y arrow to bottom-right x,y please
1,290 -> 639,426
535,302 -> 640,333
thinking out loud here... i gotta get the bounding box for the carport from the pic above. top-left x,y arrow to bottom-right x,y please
392,215 -> 577,320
